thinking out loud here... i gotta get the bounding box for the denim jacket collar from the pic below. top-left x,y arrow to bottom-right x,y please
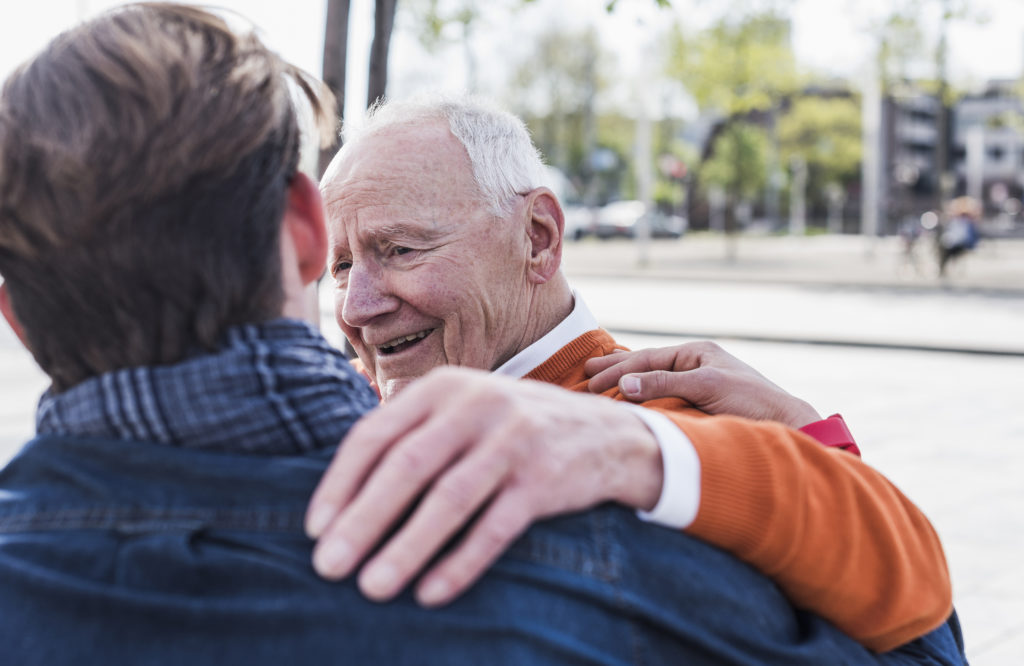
34,318 -> 380,455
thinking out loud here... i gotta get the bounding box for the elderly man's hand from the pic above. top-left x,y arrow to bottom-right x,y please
585,341 -> 821,429
305,367 -> 663,607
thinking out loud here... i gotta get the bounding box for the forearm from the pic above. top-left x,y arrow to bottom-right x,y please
658,408 -> 951,652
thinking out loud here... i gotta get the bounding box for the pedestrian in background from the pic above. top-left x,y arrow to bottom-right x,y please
938,196 -> 981,277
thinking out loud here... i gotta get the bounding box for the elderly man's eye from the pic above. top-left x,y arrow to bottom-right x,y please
331,260 -> 352,277
394,246 -> 413,256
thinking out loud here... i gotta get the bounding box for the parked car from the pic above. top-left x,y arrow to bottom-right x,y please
593,200 -> 687,239
563,204 -> 596,240
541,166 -> 596,241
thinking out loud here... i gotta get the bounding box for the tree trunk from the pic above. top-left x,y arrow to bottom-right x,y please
318,0 -> 351,177
367,0 -> 398,108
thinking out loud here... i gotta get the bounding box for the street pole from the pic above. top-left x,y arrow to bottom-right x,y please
789,155 -> 807,236
966,125 -> 984,203
634,108 -> 653,267
861,58 -> 882,257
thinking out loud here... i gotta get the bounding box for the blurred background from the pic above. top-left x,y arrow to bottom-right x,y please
2,1 -> 1023,663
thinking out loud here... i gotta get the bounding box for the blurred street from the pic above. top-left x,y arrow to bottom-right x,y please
2,234 -> 1023,662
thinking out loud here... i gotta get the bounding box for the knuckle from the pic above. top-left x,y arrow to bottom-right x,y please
649,370 -> 672,393
693,340 -> 722,356
699,366 -> 724,383
689,368 -> 723,397
388,445 -> 430,478
434,474 -> 483,514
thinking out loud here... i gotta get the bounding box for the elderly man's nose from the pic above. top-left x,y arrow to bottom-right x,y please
341,264 -> 397,326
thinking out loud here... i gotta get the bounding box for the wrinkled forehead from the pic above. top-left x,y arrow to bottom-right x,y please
322,124 -> 496,252
323,122 -> 485,230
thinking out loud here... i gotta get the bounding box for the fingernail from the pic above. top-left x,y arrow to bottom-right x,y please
305,502 -> 334,538
621,375 -> 641,396
360,561 -> 399,600
417,577 -> 451,607
313,538 -> 355,579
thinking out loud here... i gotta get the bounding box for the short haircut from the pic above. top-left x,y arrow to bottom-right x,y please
0,3 -> 332,391
337,93 -> 548,216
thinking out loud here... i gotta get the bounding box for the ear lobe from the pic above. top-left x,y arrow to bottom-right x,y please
0,283 -> 30,349
284,172 -> 329,286
524,187 -> 564,283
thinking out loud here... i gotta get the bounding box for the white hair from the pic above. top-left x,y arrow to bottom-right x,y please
339,93 -> 548,216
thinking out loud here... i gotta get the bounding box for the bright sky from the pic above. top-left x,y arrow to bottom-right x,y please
1,0 -> 1023,122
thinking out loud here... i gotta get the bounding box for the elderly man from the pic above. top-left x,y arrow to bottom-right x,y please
0,5 -> 964,664
311,95 -> 965,658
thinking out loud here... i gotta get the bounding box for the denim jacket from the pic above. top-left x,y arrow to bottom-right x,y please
0,320 -> 966,665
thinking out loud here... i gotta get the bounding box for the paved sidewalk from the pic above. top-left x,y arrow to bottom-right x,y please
608,331 -> 1023,665
560,234 -> 1024,664
562,233 -> 1024,297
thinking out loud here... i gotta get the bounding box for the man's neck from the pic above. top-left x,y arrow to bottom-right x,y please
508,274 -> 574,363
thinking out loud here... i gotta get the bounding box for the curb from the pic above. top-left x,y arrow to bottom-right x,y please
604,326 -> 1024,358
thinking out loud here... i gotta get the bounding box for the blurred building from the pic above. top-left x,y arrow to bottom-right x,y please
952,79 -> 1024,211
879,79 -> 1024,233
881,86 -> 942,233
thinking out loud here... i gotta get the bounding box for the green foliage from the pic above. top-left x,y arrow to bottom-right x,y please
654,180 -> 684,207
700,122 -> 769,200
869,0 -> 989,99
666,12 -> 799,116
512,26 -> 604,116
606,0 -> 672,10
511,26 -> 605,176
874,8 -> 925,91
404,0 -> 545,52
777,96 -> 862,197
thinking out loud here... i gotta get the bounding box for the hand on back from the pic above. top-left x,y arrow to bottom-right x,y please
585,341 -> 821,428
305,367 -> 662,608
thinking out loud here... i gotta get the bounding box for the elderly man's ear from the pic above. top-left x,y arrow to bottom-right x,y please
0,282 -> 29,349
283,171 -> 329,286
524,187 -> 564,284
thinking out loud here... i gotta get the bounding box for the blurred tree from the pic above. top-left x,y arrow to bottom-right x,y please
701,122 -> 769,202
605,0 -> 672,9
395,0 -> 676,206
368,0 -> 398,106
318,0 -> 397,175
512,26 -> 608,202
777,96 -> 862,219
873,9 -> 925,93
666,9 -> 798,242
667,11 -> 798,116
318,0 -> 350,176
402,0 -> 484,90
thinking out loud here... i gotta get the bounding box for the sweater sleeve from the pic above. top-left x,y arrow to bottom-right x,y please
652,405 -> 952,652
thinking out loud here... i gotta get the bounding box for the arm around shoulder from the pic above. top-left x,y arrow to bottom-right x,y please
655,408 -> 952,652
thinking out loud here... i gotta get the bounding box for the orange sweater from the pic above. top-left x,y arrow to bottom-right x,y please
525,329 -> 952,653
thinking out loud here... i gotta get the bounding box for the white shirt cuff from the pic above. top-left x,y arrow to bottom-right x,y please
621,404 -> 701,529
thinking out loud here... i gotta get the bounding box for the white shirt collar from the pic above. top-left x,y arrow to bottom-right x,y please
494,290 -> 599,379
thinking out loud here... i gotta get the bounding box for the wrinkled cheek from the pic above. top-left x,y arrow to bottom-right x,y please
443,321 -> 496,372
439,323 -> 469,370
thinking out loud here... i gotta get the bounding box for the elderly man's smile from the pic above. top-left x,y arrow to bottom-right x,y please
376,329 -> 434,356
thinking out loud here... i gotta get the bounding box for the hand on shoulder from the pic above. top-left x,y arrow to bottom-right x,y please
585,341 -> 822,428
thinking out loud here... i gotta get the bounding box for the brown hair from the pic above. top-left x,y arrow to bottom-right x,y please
0,3 -> 333,391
